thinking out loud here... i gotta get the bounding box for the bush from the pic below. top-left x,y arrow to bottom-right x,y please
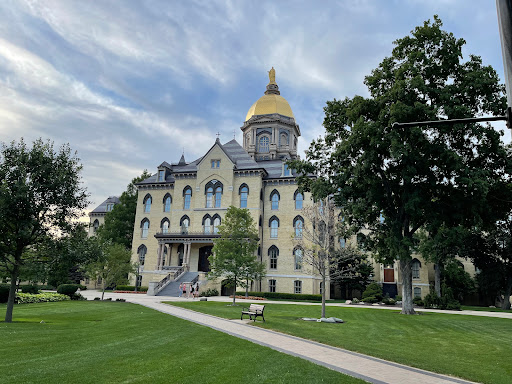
362,296 -> 378,303
438,286 -> 461,310
70,293 -> 87,301
382,295 -> 396,305
200,288 -> 219,297
413,297 -> 424,306
115,298 -> 126,302
79,285 -> 87,290
37,285 -> 55,290
115,285 -> 148,292
352,298 -> 360,304
235,291 -> 323,301
362,282 -> 383,302
424,291 -> 441,309
15,293 -> 70,304
395,295 -> 402,301
94,297 -> 101,300
57,284 -> 80,296
21,285 -> 40,294
0,284 -> 10,303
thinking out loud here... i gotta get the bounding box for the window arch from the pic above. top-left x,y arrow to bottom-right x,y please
137,245 -> 147,266
294,190 -> 303,210
414,287 -> 421,298
180,215 -> 190,233
293,216 -> 304,238
269,216 -> 279,238
270,189 -> 280,210
268,246 -> 279,269
205,180 -> 223,208
294,247 -> 303,270
412,259 -> 421,279
143,194 -> 152,213
212,214 -> 221,234
140,218 -> 150,238
258,136 -> 270,152
239,184 -> 249,208
202,214 -> 212,233
183,186 -> 192,209
163,194 -> 172,212
161,218 -> 170,234
92,219 -> 99,233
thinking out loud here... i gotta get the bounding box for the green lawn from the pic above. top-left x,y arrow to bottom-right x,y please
168,301 -> 512,384
461,305 -> 511,313
0,301 -> 363,384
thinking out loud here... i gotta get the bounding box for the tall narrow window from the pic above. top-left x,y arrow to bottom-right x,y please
213,215 -> 221,234
203,216 -> 211,233
158,170 -> 165,182
161,219 -> 169,234
295,191 -> 303,210
294,280 -> 302,294
294,216 -> 304,238
269,246 -> 279,269
259,136 -> 269,152
283,163 -> 290,176
269,279 -> 276,293
215,186 -> 222,208
294,248 -> 303,270
270,190 -> 279,210
163,194 -> 172,212
240,185 -> 248,208
412,259 -> 421,279
93,219 -> 99,233
414,287 -> 421,298
141,219 -> 149,239
138,245 -> 147,266
270,217 -> 279,238
144,195 -> 152,213
180,216 -> 190,234
183,187 -> 192,209
206,187 -> 213,208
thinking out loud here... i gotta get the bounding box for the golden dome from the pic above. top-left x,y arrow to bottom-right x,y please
245,94 -> 295,121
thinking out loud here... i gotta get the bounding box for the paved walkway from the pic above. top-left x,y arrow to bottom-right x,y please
80,290 -> 495,383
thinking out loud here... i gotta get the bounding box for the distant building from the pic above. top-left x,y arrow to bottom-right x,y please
88,196 -> 120,237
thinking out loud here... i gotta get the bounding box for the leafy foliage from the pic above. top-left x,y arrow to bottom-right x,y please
330,246 -> 373,298
57,284 -> 80,296
15,292 -> 70,304
362,282 -> 384,302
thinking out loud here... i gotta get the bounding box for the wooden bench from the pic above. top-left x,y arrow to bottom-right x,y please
241,304 -> 265,322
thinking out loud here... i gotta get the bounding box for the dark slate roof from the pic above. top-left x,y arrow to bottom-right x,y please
90,196 -> 120,214
158,161 -> 172,169
137,173 -> 176,185
221,139 -> 260,170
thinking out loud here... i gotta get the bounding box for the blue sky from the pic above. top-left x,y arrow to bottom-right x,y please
0,0 -> 508,215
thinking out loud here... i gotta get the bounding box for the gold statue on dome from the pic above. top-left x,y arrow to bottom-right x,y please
268,67 -> 276,84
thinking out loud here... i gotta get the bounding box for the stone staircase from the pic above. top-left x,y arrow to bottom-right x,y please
157,272 -> 199,296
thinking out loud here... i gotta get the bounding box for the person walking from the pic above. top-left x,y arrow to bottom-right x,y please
194,282 -> 200,298
182,283 -> 187,299
178,283 -> 183,297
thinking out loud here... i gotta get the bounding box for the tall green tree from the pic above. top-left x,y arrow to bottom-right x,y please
330,246 -> 373,300
0,139 -> 88,322
97,170 -> 151,249
290,16 -> 510,314
208,206 -> 263,305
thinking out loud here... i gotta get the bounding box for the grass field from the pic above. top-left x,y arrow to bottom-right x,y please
168,301 -> 512,384
0,301 -> 364,384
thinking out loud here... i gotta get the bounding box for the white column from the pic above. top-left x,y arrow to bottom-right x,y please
156,244 -> 162,270
186,242 -> 192,271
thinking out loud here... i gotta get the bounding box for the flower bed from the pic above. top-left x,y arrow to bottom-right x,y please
229,295 -> 266,301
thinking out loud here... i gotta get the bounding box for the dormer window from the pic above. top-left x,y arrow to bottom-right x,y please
211,160 -> 220,168
158,170 -> 165,182
106,203 -> 114,212
283,164 -> 290,176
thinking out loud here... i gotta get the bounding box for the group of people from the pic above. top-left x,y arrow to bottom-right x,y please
178,281 -> 200,299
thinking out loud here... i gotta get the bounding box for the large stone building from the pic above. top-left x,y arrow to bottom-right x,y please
88,196 -> 120,237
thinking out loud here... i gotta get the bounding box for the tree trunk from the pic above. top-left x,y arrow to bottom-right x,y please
501,275 -> 512,310
4,263 -> 20,323
321,273 -> 326,318
434,262 -> 442,296
400,259 -> 416,315
232,278 -> 236,306
245,278 -> 249,298
101,279 -> 106,301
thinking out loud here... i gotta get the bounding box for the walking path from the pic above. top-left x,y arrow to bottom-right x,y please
80,291 -> 496,383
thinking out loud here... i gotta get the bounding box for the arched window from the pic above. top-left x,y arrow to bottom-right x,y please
163,194 -> 172,212
137,245 -> 147,266
183,186 -> 192,209
294,247 -> 303,270
293,216 -> 304,238
268,279 -> 276,293
294,190 -> 303,210
269,216 -> 279,238
180,216 -> 190,234
268,246 -> 279,269
239,184 -> 249,208
143,194 -> 152,213
213,214 -> 221,234
206,187 -> 214,208
92,219 -> 99,233
414,287 -> 421,298
259,136 -> 270,153
203,215 -> 212,233
161,218 -> 170,234
215,186 -> 222,208
270,190 -> 280,210
412,259 -> 421,279
141,219 -> 149,239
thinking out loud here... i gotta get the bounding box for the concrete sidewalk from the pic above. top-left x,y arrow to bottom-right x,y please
81,290 -> 481,384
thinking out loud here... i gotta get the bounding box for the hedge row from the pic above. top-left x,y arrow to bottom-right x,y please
15,293 -> 70,304
115,285 -> 148,292
235,291 -> 323,301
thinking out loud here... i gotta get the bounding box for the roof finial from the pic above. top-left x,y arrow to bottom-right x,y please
216,132 -> 221,143
233,129 -> 236,139
268,67 -> 276,85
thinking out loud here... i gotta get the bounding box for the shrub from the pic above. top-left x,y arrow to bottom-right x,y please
200,288 -> 219,297
21,285 -> 40,294
15,293 -> 70,304
94,297 -> 101,300
424,291 -> 441,309
79,285 -> 87,290
115,285 -> 148,292
0,284 -> 10,303
115,298 -> 126,302
362,282 -> 383,302
70,293 -> 87,301
57,284 -> 80,296
438,286 -> 461,310
105,298 -> 112,301
362,296 -> 378,303
352,298 -> 360,304
413,297 -> 424,306
395,295 -> 402,301
235,291 -> 323,301
382,295 -> 396,305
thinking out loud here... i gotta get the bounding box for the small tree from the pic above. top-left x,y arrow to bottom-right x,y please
208,206 -> 263,306
330,246 -> 373,299
0,139 -> 88,322
294,197 -> 336,318
87,242 -> 134,300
